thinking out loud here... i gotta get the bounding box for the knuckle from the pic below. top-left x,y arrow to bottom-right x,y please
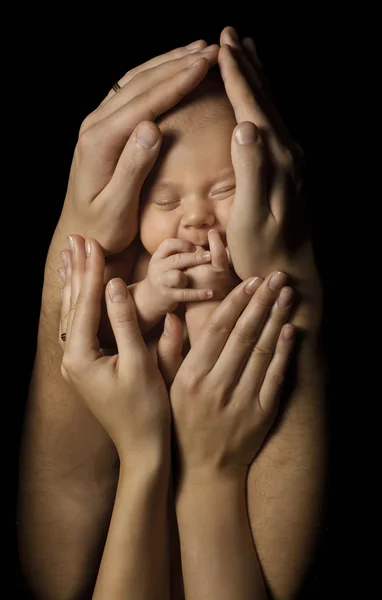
278,147 -> 295,172
252,344 -> 273,361
207,320 -> 231,336
234,326 -> 255,345
78,113 -> 95,136
76,128 -> 98,157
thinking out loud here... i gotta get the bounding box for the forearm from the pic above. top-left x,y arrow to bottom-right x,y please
93,458 -> 171,600
248,325 -> 327,600
176,476 -> 266,600
18,225 -> 119,597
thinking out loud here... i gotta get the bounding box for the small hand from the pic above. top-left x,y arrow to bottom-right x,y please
184,229 -> 239,301
144,238 -> 215,314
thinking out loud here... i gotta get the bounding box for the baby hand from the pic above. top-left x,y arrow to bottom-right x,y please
134,239 -> 214,328
184,229 -> 239,300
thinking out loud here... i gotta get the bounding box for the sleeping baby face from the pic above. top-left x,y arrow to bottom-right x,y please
139,73 -> 237,254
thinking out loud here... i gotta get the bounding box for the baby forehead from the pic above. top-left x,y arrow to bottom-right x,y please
157,80 -> 235,136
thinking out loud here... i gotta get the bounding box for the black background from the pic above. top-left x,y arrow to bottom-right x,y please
11,6 -> 354,598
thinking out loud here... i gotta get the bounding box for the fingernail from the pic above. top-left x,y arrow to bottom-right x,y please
277,287 -> 294,308
235,122 -> 258,144
206,290 -> 214,298
136,125 -> 158,149
60,251 -> 68,267
57,267 -> 66,283
164,313 -> 172,336
202,252 -> 211,261
186,40 -> 202,49
244,276 -> 261,294
85,239 -> 91,256
67,236 -> 75,251
108,279 -> 127,302
283,324 -> 295,341
268,271 -> 287,291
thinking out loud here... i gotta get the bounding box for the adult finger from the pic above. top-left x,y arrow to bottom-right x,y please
59,249 -> 72,350
237,286 -> 294,395
218,43 -> 269,129
176,277 -> 263,379
65,239 -> 105,359
105,278 -> 149,366
208,229 -> 229,270
82,57 -> 211,164
91,46 -> 219,127
100,121 -> 162,231
99,40 -> 208,107
66,235 -> 87,340
258,323 -> 296,414
230,122 -> 269,223
157,313 -> 185,387
210,272 -> 289,384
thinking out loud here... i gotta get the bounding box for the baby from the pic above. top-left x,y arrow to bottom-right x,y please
128,69 -> 241,347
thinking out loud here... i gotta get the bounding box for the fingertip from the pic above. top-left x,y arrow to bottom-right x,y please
135,121 -> 161,149
234,121 -> 260,145
282,323 -> 296,342
107,278 -> 128,303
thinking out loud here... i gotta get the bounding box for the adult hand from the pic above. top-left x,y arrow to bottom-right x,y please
218,27 -> 321,317
158,270 -> 296,481
60,41 -> 219,257
59,235 -> 170,461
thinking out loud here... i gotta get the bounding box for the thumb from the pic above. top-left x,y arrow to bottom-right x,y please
157,313 -> 184,387
108,121 -> 162,200
105,278 -> 148,364
231,121 -> 267,223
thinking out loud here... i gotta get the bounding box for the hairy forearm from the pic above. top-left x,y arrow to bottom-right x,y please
176,476 -> 266,600
248,323 -> 327,600
18,222 -> 119,598
93,459 -> 171,600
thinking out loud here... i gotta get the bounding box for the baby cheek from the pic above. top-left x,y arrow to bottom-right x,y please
140,207 -> 179,254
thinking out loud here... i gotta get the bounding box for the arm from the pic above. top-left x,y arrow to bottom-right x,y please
176,477 -> 266,600
219,27 -> 327,599
93,459 -> 170,600
18,43 -> 219,599
158,271 -> 297,600
58,236 -> 172,599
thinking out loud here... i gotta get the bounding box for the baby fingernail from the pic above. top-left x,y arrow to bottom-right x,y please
67,236 -> 75,251
244,276 -> 261,294
277,287 -> 294,308
202,251 -> 211,260
136,125 -> 158,149
85,239 -> 91,256
268,271 -> 287,291
235,122 -> 258,144
108,279 -> 127,302
164,313 -> 172,336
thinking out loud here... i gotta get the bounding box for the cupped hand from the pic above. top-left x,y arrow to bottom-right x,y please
157,269 -> 296,483
60,42 -> 219,257
59,235 -> 170,462
218,27 -> 321,315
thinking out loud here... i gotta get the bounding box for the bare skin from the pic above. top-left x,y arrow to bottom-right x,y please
18,27 -> 326,600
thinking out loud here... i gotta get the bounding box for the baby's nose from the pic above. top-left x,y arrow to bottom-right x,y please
181,199 -> 215,229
